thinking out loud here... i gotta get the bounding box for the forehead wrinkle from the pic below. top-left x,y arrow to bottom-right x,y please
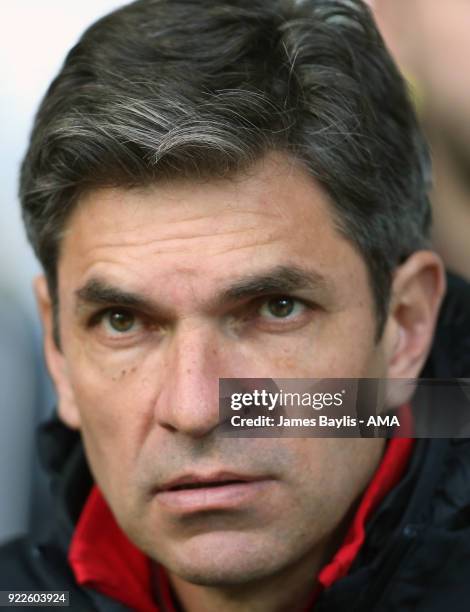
74,190 -> 283,238
153,207 -> 282,223
207,237 -> 284,258
104,228 -> 282,258
75,223 -> 274,253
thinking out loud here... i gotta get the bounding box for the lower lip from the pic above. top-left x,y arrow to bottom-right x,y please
155,480 -> 273,512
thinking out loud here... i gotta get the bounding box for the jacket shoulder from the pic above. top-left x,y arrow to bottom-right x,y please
0,536 -> 127,611
0,536 -> 46,589
0,535 -> 89,600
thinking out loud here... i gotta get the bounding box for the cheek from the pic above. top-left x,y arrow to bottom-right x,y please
306,312 -> 382,378
64,345 -> 160,493
65,325 -> 161,420
287,438 -> 384,525
238,310 -> 379,379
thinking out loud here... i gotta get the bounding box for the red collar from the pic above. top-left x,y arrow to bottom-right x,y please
69,436 -> 414,611
317,436 -> 414,590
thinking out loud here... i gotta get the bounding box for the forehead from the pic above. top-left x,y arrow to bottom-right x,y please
58,152 -> 370,307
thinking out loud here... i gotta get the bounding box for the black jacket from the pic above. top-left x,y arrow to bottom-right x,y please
1,273 -> 470,611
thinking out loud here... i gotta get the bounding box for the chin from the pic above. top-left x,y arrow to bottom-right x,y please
158,531 -> 292,587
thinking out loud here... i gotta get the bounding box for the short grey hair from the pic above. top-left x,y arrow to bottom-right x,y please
20,0 -> 432,337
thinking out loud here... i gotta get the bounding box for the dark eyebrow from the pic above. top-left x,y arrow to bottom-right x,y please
75,265 -> 333,315
75,278 -> 156,313
218,265 -> 334,303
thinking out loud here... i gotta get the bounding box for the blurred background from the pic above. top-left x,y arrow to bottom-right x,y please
370,0 -> 470,280
0,0 -> 126,544
1,0 -> 469,544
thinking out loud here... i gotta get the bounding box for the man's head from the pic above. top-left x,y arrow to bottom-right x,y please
23,0 -> 433,336
23,0 -> 444,596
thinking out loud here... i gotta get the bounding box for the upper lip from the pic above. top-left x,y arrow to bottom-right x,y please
156,471 -> 267,493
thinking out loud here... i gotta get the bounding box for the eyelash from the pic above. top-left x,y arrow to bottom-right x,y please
252,296 -> 314,330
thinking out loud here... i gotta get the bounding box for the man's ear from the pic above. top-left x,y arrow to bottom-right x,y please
34,275 -> 81,430
383,250 -> 446,380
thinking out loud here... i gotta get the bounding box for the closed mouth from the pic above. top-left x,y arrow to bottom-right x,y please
166,479 -> 249,492
153,472 -> 272,511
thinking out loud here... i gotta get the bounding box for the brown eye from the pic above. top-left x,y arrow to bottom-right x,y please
261,297 -> 301,319
105,310 -> 137,333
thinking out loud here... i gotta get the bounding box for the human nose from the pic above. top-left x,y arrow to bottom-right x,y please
154,322 -> 227,438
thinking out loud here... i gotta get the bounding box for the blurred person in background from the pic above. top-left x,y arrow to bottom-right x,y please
371,0 -> 470,281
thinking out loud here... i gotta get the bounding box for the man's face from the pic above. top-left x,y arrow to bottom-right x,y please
46,153 -> 389,584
